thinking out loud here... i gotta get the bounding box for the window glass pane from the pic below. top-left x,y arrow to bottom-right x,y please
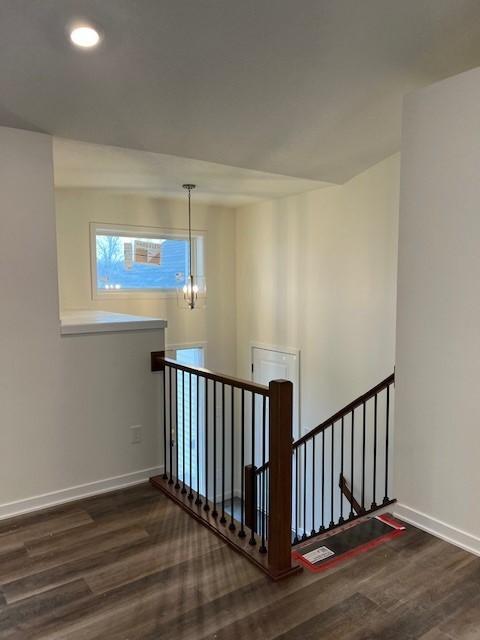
95,233 -> 189,291
176,348 -> 204,368
176,348 -> 205,490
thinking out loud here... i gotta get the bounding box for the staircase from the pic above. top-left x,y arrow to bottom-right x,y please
150,351 -> 395,579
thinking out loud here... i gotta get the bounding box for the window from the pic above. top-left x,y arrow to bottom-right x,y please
90,223 -> 204,297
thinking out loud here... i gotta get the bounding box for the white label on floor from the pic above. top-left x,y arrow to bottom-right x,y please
303,546 -> 335,564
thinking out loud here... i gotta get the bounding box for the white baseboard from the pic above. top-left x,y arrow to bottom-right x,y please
393,503 -> 480,557
0,466 -> 163,521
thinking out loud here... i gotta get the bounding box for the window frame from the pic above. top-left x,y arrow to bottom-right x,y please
89,222 -> 205,300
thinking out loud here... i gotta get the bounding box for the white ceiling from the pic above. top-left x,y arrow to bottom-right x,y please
2,1 -> 480,183
54,138 -> 329,207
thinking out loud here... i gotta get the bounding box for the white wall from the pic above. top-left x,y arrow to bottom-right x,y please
394,68 -> 480,553
235,154 -> 399,433
55,189 -> 236,375
0,126 -> 399,520
0,127 -> 166,516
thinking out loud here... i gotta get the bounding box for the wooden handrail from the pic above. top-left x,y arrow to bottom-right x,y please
293,372 -> 394,449
255,371 -> 395,474
151,352 -> 270,396
255,461 -> 270,475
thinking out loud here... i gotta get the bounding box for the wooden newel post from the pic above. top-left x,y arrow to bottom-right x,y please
151,351 -> 165,372
244,464 -> 257,531
268,379 -> 294,577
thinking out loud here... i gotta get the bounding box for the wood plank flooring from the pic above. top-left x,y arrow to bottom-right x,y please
0,484 -> 479,639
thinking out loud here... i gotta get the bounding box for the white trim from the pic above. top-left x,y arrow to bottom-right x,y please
0,466 -> 163,521
393,503 -> 480,557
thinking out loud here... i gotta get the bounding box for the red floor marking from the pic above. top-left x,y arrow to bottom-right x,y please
376,513 -> 405,530
292,519 -> 405,573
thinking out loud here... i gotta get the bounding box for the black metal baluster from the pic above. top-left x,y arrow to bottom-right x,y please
203,378 -> 210,512
195,375 -> 202,506
168,367 -> 174,485
293,447 -> 299,544
229,386 -> 236,531
239,389 -> 246,538
371,393 -> 378,509
361,402 -> 366,512
255,473 -> 262,546
349,409 -> 354,518
259,396 -> 267,552
330,423 -> 335,528
212,382 -> 218,517
265,468 -> 269,542
188,373 -> 194,500
249,392 -> 256,545
162,366 -> 168,480
311,436 -> 315,536
320,429 -> 325,531
339,416 -> 344,523
259,471 -> 266,553
181,371 -> 187,494
301,442 -> 307,540
220,383 -> 227,524
175,371 -> 180,490
383,385 -> 390,504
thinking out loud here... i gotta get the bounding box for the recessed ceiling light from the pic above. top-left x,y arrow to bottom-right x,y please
70,25 -> 100,48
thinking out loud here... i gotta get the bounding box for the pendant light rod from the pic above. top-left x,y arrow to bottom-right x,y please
183,183 -> 195,278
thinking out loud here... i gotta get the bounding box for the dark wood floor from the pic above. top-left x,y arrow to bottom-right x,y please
0,484 -> 479,639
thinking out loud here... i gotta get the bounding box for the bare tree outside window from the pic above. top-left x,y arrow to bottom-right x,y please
96,235 -> 123,286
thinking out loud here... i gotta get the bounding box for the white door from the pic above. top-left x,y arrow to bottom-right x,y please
252,346 -> 300,440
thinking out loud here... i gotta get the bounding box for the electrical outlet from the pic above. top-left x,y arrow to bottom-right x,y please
130,425 -> 142,444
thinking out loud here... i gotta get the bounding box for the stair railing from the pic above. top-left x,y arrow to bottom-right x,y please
254,372 -> 395,544
290,372 -> 395,544
150,352 -> 301,580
